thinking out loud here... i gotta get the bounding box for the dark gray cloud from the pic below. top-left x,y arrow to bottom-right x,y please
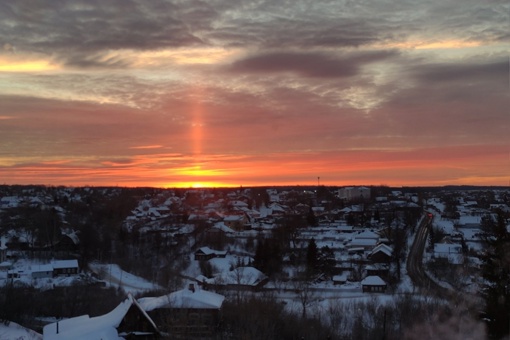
373,57 -> 509,145
228,50 -> 398,78
0,0 -> 206,67
2,0 -> 506,71
412,60 -> 508,85
206,16 -> 386,49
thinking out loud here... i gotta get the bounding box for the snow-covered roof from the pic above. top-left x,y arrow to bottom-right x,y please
138,283 -> 225,311
356,230 -> 379,239
62,231 -> 80,245
207,267 -> 267,286
52,259 -> 79,269
458,215 -> 481,226
434,220 -> 455,234
269,203 -> 286,212
43,295 -> 158,340
231,200 -> 248,207
332,273 -> 348,282
196,247 -> 227,256
212,222 -> 235,234
361,275 -> 386,286
370,244 -> 393,257
196,247 -> 215,255
349,238 -> 377,247
0,261 -> 13,268
32,264 -> 53,273
224,215 -> 244,222
434,243 -> 462,255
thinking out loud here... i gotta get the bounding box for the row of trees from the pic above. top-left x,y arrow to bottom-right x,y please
480,210 -> 510,339
218,291 -> 484,339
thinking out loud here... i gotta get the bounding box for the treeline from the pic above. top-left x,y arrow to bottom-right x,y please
216,292 -> 484,340
0,282 -> 124,332
1,281 -> 485,339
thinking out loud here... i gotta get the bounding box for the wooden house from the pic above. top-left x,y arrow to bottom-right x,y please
194,247 -> 228,261
43,294 -> 160,340
54,233 -> 80,253
138,283 -> 225,339
369,244 -> 393,263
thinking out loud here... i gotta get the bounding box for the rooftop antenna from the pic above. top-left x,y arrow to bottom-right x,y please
317,176 -> 320,187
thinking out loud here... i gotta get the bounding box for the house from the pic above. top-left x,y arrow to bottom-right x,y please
457,215 -> 481,228
32,264 -> 54,279
194,247 -> 228,261
54,233 -> 80,252
356,230 -> 380,240
365,264 -> 389,278
52,259 -> 79,276
349,238 -> 378,250
43,294 -> 160,340
433,243 -> 463,265
138,283 -> 225,338
369,244 -> 393,263
338,187 -> 371,201
205,266 -> 269,291
361,275 -> 387,293
332,273 -> 348,285
223,214 -> 248,231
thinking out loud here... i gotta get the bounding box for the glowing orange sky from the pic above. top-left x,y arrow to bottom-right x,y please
0,1 -> 508,188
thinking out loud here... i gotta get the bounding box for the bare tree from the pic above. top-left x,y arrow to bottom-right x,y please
292,278 -> 317,319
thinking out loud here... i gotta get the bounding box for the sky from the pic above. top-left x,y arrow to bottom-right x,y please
0,0 -> 508,188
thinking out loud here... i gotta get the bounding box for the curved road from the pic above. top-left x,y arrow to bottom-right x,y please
407,213 -> 444,293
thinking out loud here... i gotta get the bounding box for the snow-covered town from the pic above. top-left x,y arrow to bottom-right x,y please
0,184 -> 508,339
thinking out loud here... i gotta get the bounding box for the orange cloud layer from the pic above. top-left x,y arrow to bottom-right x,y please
1,144 -> 507,188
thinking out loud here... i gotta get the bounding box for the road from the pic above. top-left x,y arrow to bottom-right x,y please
406,213 -> 443,293
406,212 -> 484,318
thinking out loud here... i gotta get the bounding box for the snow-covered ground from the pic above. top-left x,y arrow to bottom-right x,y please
0,321 -> 42,340
88,263 -> 163,294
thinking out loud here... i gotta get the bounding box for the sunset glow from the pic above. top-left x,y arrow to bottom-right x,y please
0,58 -> 58,72
0,1 -> 508,188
